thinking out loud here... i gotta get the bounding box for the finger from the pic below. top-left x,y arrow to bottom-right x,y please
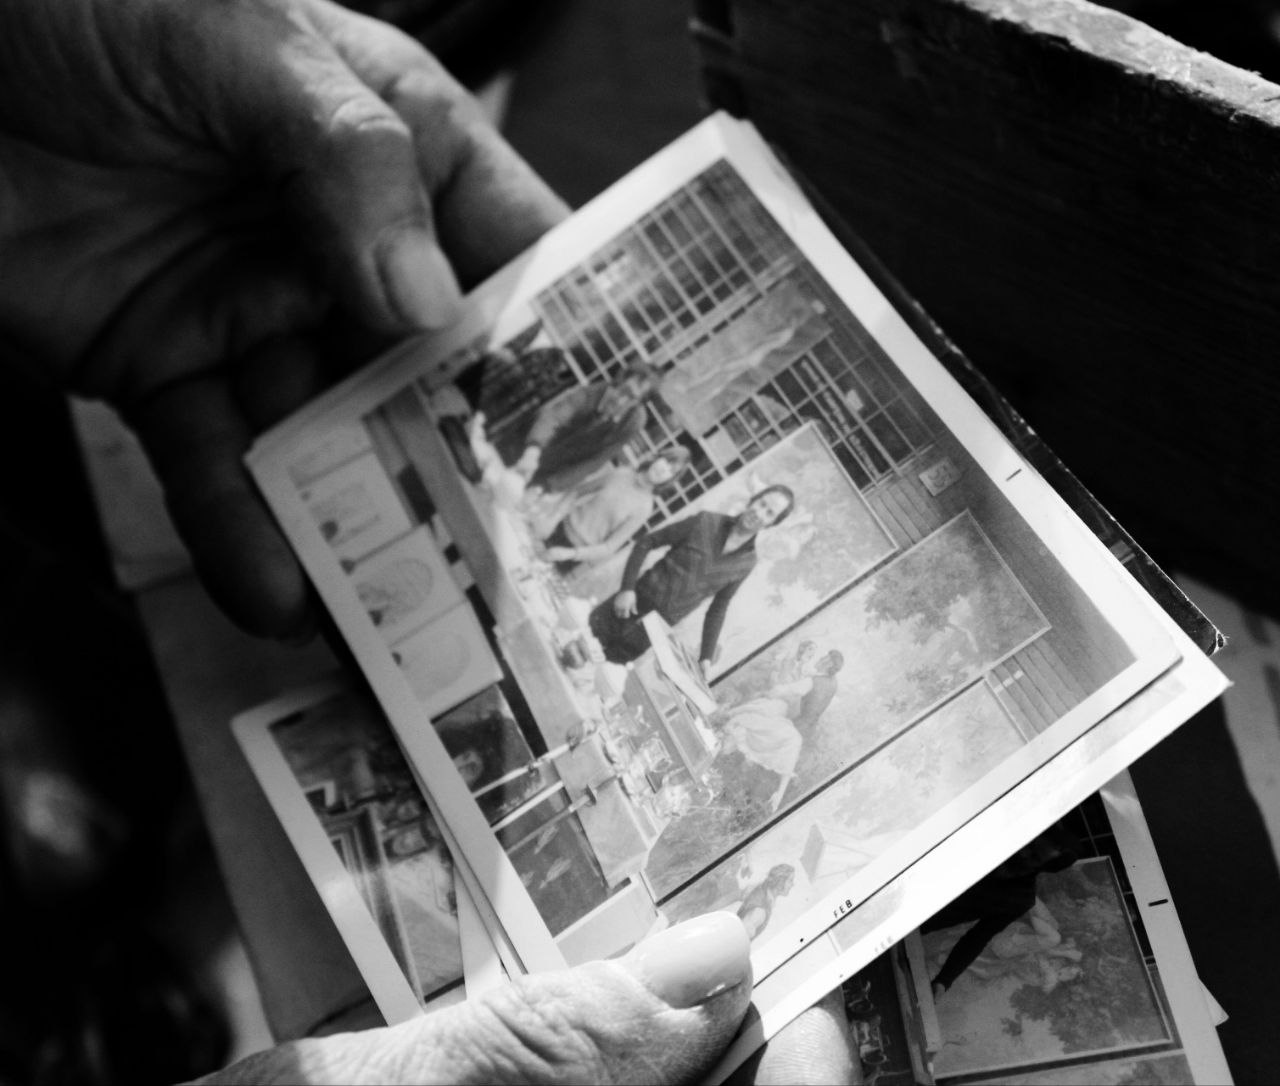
189,0 -> 462,333
308,1 -> 569,286
727,988 -> 860,1086
208,913 -> 752,1085
230,331 -> 334,433
83,242 -> 330,638
125,373 -> 316,640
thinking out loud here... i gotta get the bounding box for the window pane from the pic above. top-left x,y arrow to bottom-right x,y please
795,359 -> 822,393
740,400 -> 771,434
856,359 -> 895,408
645,222 -> 674,261
848,429 -> 889,475
775,370 -> 806,403
655,277 -> 683,314
602,314 -> 630,352
867,411 -> 911,462
724,416 -> 751,449
886,400 -> 929,449
835,446 -> 871,489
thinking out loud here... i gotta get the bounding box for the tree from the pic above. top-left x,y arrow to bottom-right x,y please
1005,864 -> 1166,1053
864,535 -> 985,649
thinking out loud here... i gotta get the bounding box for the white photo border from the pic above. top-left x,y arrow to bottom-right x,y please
248,113 -> 1184,980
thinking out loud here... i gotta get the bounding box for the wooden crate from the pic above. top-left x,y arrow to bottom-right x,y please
693,0 -> 1280,613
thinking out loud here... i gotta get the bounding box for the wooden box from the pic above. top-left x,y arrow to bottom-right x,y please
693,0 -> 1280,613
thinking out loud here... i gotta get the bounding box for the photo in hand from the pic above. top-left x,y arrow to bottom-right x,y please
247,115 -> 1183,987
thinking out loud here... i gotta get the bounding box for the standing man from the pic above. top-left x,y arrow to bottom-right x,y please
589,486 -> 796,671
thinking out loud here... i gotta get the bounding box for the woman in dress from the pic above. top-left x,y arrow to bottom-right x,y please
716,677 -> 813,812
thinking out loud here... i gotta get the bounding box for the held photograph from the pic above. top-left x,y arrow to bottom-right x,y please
233,682 -> 470,1021
912,790 -> 1205,1084
817,789 -> 1216,1086
247,115 -> 1181,980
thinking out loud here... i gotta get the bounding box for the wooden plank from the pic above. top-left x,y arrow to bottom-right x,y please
697,0 -> 1280,614
1005,649 -> 1059,730
1035,635 -> 1092,703
868,490 -> 914,548
988,661 -> 1039,738
894,471 -> 944,534
1019,641 -> 1074,718
878,482 -> 930,541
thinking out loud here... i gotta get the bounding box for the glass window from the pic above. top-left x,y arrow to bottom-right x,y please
776,370 -> 805,402
855,359 -> 894,408
848,429 -> 889,475
867,411 -> 911,462
886,400 -> 929,449
835,446 -> 871,489
645,222 -> 674,261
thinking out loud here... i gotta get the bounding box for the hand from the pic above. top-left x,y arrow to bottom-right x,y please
514,445 -> 542,481
202,913 -> 859,1085
0,0 -> 567,638
613,589 -> 638,618
544,545 -> 576,562
700,657 -> 714,681
465,411 -> 488,445
727,988 -> 861,1086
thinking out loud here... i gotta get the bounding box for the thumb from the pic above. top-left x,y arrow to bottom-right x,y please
205,913 -> 752,1085
192,0 -> 461,333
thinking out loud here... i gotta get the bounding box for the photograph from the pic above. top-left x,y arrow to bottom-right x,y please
702,652 -> 1228,1085
825,786 -> 1219,1086
350,524 -> 465,644
248,115 -> 1182,980
909,783 -> 1207,1085
233,682 -> 468,1019
925,856 -> 1173,1078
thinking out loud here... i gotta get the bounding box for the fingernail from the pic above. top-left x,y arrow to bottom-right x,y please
627,912 -> 751,1008
379,227 -> 462,329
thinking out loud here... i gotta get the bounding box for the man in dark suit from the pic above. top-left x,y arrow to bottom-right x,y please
589,485 -> 796,671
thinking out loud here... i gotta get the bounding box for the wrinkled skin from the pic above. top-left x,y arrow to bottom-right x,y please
0,0 -> 566,637
0,2 -> 860,1080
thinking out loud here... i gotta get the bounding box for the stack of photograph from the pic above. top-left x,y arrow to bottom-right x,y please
235,114 -> 1232,1082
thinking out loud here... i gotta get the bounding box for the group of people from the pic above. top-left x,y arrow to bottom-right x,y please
473,354 -> 801,676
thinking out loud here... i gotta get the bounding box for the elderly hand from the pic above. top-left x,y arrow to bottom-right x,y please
0,0 -> 567,638
199,913 -> 858,1085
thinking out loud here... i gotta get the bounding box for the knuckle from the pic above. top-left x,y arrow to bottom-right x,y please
465,977 -> 608,1085
323,95 -> 412,155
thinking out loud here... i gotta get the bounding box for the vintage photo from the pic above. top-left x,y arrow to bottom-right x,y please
702,650 -> 1228,1085
819,789 -> 1217,1086
233,682 -> 469,1020
924,855 -> 1174,1078
248,115 -> 1182,978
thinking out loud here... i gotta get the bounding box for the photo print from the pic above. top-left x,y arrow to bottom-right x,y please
233,682 -> 467,1020
826,786 -> 1217,1085
247,115 -> 1181,983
